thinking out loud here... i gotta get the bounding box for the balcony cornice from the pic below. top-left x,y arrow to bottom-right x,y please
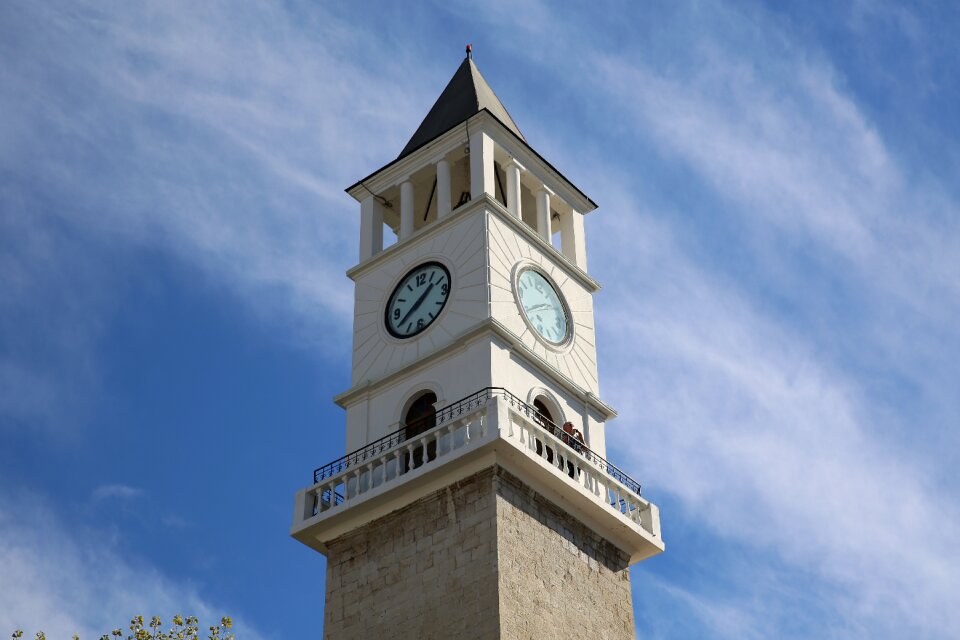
291,393 -> 662,565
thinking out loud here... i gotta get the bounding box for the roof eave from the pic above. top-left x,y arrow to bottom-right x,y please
345,109 -> 598,214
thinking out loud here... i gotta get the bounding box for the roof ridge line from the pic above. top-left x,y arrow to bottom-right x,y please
397,56 -> 525,160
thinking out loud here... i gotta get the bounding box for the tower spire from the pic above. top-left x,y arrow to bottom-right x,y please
397,51 -> 524,160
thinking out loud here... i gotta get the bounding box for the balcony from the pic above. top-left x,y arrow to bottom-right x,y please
291,388 -> 664,563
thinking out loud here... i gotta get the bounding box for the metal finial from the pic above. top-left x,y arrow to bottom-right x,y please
466,44 -> 473,59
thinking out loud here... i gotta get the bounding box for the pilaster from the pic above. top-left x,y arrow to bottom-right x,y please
359,196 -> 385,262
558,208 -> 587,271
400,180 -> 415,240
504,158 -> 524,219
436,159 -> 452,219
469,130 -> 495,201
535,186 -> 554,242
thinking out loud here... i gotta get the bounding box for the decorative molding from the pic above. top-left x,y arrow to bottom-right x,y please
345,110 -> 597,216
347,195 -> 600,294
504,157 -> 526,172
334,317 -> 617,421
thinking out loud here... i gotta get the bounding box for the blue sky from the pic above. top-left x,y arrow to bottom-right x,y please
2,1 -> 958,637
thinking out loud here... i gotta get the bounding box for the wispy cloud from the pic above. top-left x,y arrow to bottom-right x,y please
0,1 -> 437,432
0,2 -> 443,633
91,484 -> 143,502
602,230 -> 960,635
0,206 -> 112,436
0,491 -> 264,639
594,48 -> 960,332
594,18 -> 960,640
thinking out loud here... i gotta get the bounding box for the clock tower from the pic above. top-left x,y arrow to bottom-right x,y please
291,49 -> 664,639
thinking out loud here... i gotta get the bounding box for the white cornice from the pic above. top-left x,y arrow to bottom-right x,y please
334,317 -> 616,421
346,125 -> 468,202
346,195 -> 600,294
346,111 -> 597,215
484,196 -> 599,291
346,196 -> 482,281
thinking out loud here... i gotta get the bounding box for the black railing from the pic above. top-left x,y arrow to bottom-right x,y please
321,487 -> 344,507
311,387 -> 643,495
311,387 -> 493,484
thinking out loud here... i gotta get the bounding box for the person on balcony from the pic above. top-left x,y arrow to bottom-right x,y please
561,422 -> 584,452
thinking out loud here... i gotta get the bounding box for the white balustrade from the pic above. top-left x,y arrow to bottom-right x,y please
503,406 -> 659,539
294,393 -> 659,541
297,408 -> 487,525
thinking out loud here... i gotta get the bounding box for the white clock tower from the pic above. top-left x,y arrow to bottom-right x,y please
291,48 -> 664,639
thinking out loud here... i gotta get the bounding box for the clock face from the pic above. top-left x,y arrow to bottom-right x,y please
516,268 -> 570,345
385,262 -> 452,338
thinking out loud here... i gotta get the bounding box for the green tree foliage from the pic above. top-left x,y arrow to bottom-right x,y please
11,615 -> 234,640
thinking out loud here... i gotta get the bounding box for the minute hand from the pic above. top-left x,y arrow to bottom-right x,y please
399,283 -> 435,325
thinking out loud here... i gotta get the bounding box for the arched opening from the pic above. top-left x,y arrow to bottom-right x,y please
403,391 -> 437,471
533,398 -> 554,426
532,396 -> 556,464
532,394 -> 579,479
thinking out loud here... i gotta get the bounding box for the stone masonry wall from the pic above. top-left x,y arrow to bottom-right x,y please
323,466 -> 634,639
494,469 -> 634,639
323,467 -> 501,640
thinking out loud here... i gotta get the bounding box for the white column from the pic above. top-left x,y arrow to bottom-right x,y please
535,186 -> 554,242
484,396 -> 510,439
558,208 -> 588,270
400,180 -> 414,240
505,158 -> 524,219
436,159 -> 451,219
358,196 -> 384,262
469,130 -> 495,201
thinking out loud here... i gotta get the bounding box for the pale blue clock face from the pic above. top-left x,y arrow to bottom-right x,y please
385,262 -> 451,338
517,269 -> 569,345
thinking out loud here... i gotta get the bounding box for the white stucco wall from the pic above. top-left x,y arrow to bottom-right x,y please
350,208 -> 488,386
342,201 -> 608,458
486,213 -> 600,395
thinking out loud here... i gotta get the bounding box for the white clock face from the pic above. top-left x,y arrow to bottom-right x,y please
385,262 -> 451,338
517,268 -> 569,345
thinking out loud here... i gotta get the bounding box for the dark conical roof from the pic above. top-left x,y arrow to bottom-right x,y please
398,57 -> 525,159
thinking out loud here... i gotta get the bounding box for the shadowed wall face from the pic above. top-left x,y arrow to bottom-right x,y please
323,466 -> 633,640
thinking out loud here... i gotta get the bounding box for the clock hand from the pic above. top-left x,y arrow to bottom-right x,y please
399,283 -> 435,325
526,303 -> 552,312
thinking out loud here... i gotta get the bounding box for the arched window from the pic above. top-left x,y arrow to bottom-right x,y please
405,391 -> 437,437
531,396 -> 558,464
533,398 -> 554,427
531,393 -> 577,478
403,391 -> 437,470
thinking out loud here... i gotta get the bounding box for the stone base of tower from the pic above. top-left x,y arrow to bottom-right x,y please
322,465 -> 634,640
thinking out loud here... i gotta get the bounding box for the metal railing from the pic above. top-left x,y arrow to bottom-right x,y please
312,387 -> 642,495
320,486 -> 344,508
